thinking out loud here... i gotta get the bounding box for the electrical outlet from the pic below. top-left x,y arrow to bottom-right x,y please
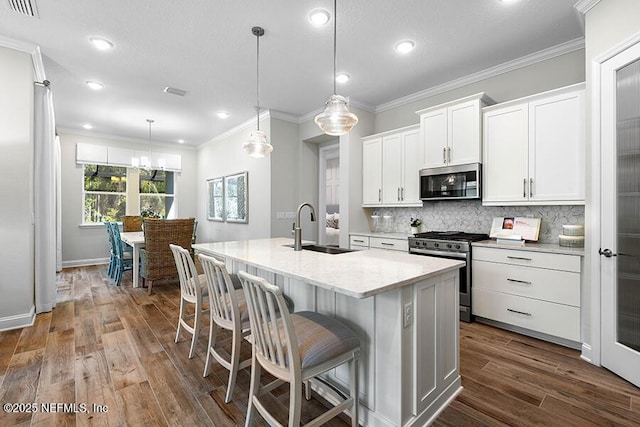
403,302 -> 413,328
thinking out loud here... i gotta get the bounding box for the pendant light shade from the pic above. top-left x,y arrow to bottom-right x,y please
243,26 -> 273,158
315,0 -> 358,136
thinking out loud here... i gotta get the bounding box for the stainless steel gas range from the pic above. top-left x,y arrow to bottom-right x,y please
408,231 -> 489,322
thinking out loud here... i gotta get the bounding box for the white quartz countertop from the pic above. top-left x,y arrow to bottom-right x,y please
193,238 -> 465,299
472,239 -> 584,256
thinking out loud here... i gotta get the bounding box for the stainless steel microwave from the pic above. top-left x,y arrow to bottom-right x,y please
419,163 -> 481,201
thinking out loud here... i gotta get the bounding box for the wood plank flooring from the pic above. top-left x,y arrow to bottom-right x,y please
0,264 -> 638,426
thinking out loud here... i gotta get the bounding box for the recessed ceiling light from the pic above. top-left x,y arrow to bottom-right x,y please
216,111 -> 230,119
82,123 -> 93,130
500,0 -> 520,3
395,40 -> 415,54
309,9 -> 330,26
335,73 -> 350,84
177,139 -> 185,144
85,80 -> 104,90
89,36 -> 114,51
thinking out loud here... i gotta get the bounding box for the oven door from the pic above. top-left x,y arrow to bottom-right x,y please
410,247 -> 472,322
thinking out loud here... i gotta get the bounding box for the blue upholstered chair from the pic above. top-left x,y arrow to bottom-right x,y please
110,222 -> 133,286
104,222 -> 116,279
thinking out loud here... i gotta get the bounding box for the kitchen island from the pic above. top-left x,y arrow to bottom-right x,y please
193,238 -> 465,427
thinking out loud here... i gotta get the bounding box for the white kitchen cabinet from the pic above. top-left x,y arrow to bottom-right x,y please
362,137 -> 383,205
362,125 -> 422,207
417,93 -> 493,169
483,83 -> 585,205
349,233 -> 409,252
472,245 -> 582,346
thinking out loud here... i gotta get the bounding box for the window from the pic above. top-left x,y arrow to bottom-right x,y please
83,164 -> 127,223
139,168 -> 175,218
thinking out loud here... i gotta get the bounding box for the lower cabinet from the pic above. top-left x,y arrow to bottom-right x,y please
472,246 -> 581,345
350,233 -> 409,252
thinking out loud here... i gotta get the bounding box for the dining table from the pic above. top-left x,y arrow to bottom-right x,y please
120,231 -> 144,288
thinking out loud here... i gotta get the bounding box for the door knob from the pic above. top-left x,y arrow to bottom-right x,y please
599,248 -> 617,258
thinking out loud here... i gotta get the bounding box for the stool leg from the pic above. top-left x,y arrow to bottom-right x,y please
288,378 -> 302,427
245,354 -> 260,427
225,327 -> 242,403
176,298 -> 185,343
351,353 -> 359,427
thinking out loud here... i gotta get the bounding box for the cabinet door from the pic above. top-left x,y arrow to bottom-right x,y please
421,108 -> 448,168
401,129 -> 421,204
483,104 -> 529,204
448,99 -> 482,166
362,138 -> 383,205
528,89 -> 585,202
382,133 -> 403,204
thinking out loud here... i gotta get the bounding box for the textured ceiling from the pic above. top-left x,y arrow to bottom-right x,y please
0,0 -> 584,146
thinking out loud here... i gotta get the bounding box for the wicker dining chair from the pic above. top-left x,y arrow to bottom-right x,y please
140,218 -> 195,295
239,271 -> 360,427
123,215 -> 143,232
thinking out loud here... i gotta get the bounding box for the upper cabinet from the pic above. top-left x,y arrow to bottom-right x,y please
362,125 -> 422,207
482,83 -> 585,206
417,93 -> 494,169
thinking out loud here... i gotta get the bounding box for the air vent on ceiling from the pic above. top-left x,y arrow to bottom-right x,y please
163,86 -> 188,97
7,0 -> 39,17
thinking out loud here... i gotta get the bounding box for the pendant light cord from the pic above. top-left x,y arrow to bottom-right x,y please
256,28 -> 261,131
333,0 -> 337,95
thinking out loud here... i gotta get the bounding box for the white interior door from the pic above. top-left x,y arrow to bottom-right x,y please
601,40 -> 640,388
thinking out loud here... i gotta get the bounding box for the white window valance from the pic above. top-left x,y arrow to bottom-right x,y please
75,143 -> 182,172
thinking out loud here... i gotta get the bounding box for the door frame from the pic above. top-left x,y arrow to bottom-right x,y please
589,31 -> 640,367
318,143 -> 339,245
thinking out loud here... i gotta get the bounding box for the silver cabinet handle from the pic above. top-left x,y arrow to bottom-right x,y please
507,256 -> 532,261
443,147 -> 447,164
507,278 -> 532,285
523,178 -> 527,198
447,147 -> 451,164
529,178 -> 533,197
507,308 -> 532,316
353,239 -> 365,243
378,189 -> 382,202
401,187 -> 404,200
397,187 -> 401,201
381,242 -> 395,246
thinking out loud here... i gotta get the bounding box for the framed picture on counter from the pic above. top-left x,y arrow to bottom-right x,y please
489,217 -> 541,241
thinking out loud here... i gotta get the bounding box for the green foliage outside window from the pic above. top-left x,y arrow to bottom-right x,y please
84,165 -> 127,223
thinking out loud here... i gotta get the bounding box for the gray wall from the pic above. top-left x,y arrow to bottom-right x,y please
58,131 -> 198,266
374,49 -> 586,133
0,45 -> 35,329
196,117 -> 272,243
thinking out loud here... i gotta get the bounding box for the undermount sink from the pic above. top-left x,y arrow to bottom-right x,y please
284,244 -> 355,255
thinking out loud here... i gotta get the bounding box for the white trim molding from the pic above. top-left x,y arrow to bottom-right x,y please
0,305 -> 35,332
574,0 -> 601,14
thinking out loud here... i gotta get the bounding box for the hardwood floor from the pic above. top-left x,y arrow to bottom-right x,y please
0,265 -> 638,426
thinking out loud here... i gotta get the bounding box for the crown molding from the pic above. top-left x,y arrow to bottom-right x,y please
574,0 -> 600,14
375,37 -> 585,113
202,110 -> 272,146
0,35 -> 47,82
269,110 -> 300,124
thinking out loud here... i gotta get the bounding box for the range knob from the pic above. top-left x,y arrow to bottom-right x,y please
434,242 -> 439,248
456,244 -> 461,250
447,243 -> 452,249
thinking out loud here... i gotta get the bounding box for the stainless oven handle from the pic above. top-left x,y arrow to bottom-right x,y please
409,247 -> 468,259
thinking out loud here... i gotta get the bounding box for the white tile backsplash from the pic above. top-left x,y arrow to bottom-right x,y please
369,201 -> 584,244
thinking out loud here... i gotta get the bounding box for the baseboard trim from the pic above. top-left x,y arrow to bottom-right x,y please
0,305 -> 35,331
62,258 -> 109,269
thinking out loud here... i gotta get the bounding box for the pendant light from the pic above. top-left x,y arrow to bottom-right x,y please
314,0 -> 358,136
140,119 -> 154,169
243,26 -> 273,158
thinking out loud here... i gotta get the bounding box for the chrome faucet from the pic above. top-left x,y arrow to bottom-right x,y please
293,202 -> 316,251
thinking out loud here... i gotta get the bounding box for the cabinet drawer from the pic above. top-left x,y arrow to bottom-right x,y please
473,246 -> 580,272
370,237 -> 408,252
350,235 -> 370,248
472,260 -> 580,306
473,288 -> 580,342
